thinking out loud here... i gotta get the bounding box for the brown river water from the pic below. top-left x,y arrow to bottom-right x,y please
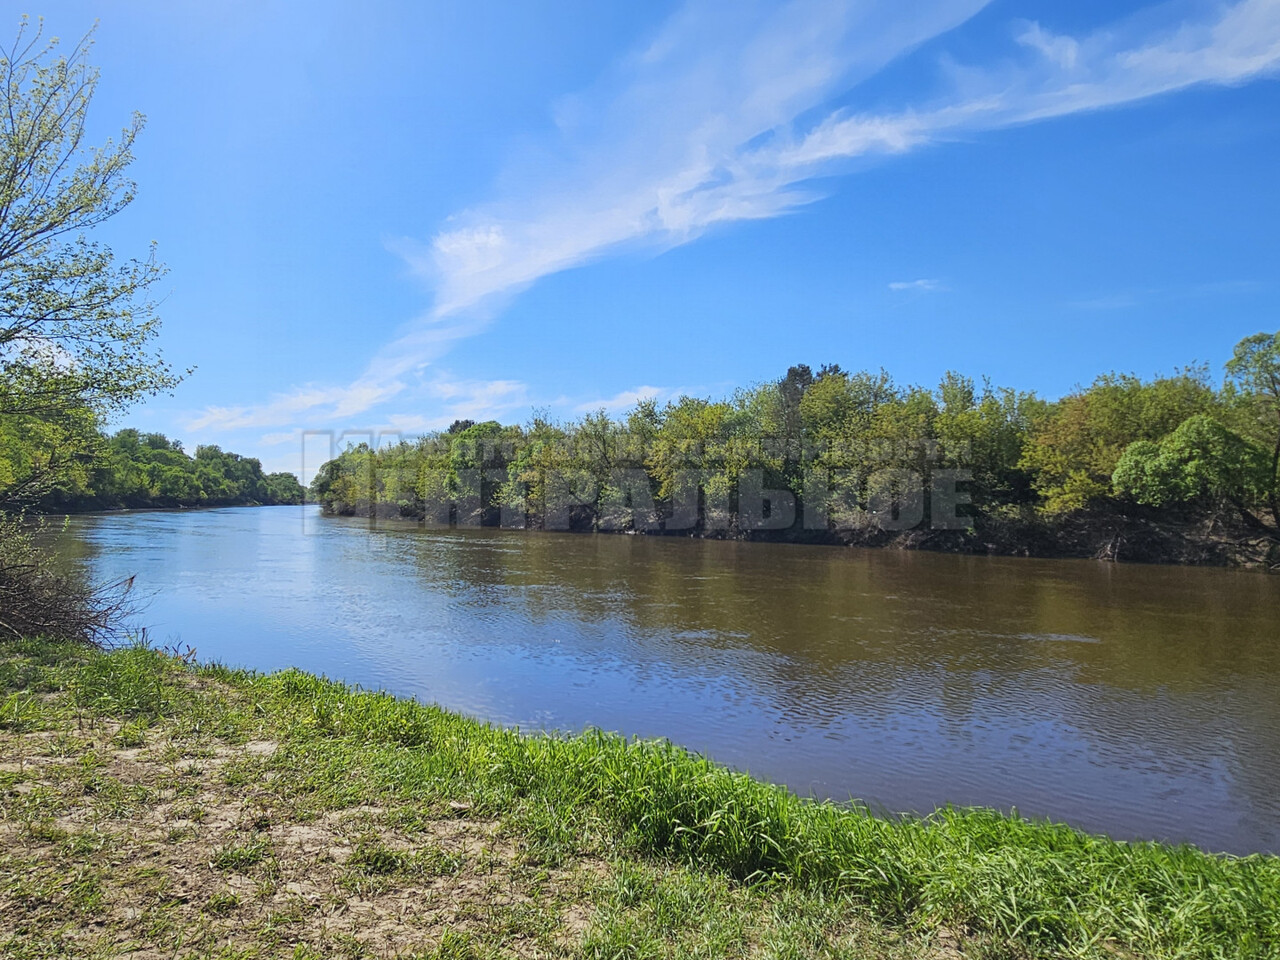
52,505 -> 1280,854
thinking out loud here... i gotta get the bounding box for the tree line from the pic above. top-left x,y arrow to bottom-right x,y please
312,334 -> 1280,565
16,429 -> 304,511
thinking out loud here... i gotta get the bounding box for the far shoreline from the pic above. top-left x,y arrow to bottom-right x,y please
316,499 -> 1280,572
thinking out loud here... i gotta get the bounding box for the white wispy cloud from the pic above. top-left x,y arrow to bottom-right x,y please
184,314 -> 488,432
190,0 -> 1280,439
411,0 -> 992,319
1017,22 -> 1080,71
1066,278 -> 1266,311
1069,293 -> 1142,311
573,385 -> 673,414
417,0 -> 1280,320
259,431 -> 299,447
188,379 -> 405,432
376,377 -> 532,435
792,0 -> 1280,159
888,278 -> 944,292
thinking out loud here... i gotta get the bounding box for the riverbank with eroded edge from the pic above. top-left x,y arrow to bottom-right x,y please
323,498 -> 1280,570
2,638 -> 1277,959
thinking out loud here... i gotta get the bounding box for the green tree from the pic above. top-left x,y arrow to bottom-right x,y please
0,20 -> 182,506
778,363 -> 813,442
1020,370 -> 1217,514
1225,331 -> 1280,526
1112,414 -> 1270,522
935,373 -> 1043,506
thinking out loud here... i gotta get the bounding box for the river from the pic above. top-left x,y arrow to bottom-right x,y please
51,504 -> 1280,855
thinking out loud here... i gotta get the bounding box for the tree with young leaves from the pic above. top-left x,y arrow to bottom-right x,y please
1019,369 -> 1218,514
0,19 -> 182,506
1112,414 -> 1270,523
1225,330 -> 1280,527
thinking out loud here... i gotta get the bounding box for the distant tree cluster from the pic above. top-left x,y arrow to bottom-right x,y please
312,332 -> 1280,562
20,429 -> 305,511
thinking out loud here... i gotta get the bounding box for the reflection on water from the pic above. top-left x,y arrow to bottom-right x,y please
52,505 -> 1280,854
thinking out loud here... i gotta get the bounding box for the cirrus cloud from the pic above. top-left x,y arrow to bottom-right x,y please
188,0 -> 1280,444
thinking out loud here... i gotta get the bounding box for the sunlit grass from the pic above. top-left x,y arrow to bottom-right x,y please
2,636 -> 1276,959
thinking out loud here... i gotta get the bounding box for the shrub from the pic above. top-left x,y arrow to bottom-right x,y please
0,513 -> 132,645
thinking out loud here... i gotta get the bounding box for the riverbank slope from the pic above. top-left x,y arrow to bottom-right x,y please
2,639 -> 1276,959
323,499 -> 1280,569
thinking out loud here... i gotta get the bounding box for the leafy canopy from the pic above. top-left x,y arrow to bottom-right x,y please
0,19 -> 184,506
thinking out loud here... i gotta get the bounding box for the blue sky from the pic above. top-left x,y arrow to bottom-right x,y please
12,0 -> 1280,476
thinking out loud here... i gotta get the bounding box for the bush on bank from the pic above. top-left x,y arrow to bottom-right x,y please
0,515 -> 133,644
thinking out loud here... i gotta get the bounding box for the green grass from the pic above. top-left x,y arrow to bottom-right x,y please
210,838 -> 272,872
1,636 -> 1277,959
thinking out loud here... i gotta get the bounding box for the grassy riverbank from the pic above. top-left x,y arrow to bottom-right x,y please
2,640 -> 1276,959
